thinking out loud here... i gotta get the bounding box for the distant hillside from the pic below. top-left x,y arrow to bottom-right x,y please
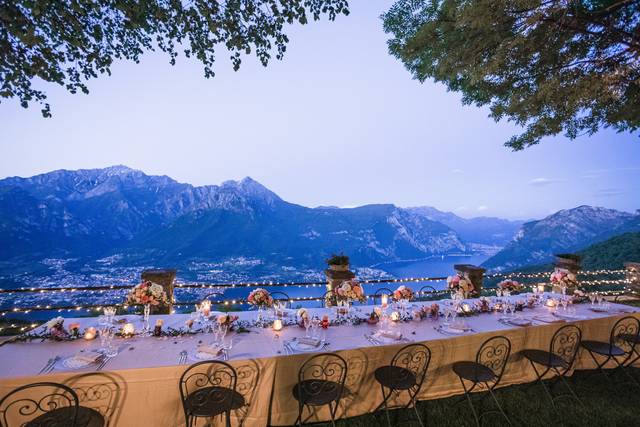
578,232 -> 640,270
514,232 -> 640,273
0,166 -> 468,283
482,206 -> 640,271
407,206 -> 524,246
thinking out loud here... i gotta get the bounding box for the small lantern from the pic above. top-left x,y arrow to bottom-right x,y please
84,327 -> 97,340
272,319 -> 283,331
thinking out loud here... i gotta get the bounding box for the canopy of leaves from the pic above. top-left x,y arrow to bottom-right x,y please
382,0 -> 640,150
0,0 -> 349,117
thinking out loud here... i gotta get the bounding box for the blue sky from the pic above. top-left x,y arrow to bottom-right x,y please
0,1 -> 638,220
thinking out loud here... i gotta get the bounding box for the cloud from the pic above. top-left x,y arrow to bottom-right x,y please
477,205 -> 489,212
451,168 -> 464,174
454,206 -> 469,212
594,188 -> 625,198
528,177 -> 563,186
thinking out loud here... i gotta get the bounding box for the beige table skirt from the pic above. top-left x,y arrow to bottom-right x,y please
0,308 -> 638,426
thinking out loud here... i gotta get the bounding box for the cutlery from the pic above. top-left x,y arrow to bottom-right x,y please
44,356 -> 60,374
178,350 -> 188,364
96,355 -> 113,371
39,357 -> 54,374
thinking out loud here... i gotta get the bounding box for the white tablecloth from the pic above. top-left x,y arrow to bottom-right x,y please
0,295 -> 638,426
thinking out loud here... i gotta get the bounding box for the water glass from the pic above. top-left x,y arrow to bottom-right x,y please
311,316 -> 320,339
103,306 -> 116,324
303,317 -> 311,338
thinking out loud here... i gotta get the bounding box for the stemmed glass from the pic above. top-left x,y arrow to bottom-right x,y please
103,307 -> 116,324
99,325 -> 117,357
560,297 -> 569,311
303,316 -> 312,338
311,316 -> 320,339
589,292 -> 596,306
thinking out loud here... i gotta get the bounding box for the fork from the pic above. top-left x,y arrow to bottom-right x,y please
178,350 -> 188,364
39,356 -> 60,374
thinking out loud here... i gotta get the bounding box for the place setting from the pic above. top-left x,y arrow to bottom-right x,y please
282,315 -> 330,354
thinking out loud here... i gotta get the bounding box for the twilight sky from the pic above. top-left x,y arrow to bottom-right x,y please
1,1 -> 638,220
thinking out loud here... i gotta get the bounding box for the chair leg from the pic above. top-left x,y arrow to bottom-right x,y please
225,410 -> 231,427
295,402 -> 303,426
328,401 -> 337,427
459,377 -> 480,427
487,386 -> 511,426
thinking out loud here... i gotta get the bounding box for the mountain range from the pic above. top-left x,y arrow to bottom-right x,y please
0,166 -> 638,284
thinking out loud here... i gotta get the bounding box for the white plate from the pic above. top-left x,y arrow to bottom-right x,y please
190,349 -> 223,361
371,333 -> 403,344
289,340 -> 322,352
439,325 -> 471,335
61,353 -> 102,369
589,306 -> 609,313
502,317 -> 532,327
553,312 -> 585,320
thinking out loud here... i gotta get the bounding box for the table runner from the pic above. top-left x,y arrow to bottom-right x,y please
0,296 -> 638,426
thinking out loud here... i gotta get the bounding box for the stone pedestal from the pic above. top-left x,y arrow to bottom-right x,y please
454,264 -> 485,296
141,269 -> 176,314
625,262 -> 640,293
324,267 -> 355,307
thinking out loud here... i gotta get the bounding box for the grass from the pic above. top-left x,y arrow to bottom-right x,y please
336,368 -> 640,427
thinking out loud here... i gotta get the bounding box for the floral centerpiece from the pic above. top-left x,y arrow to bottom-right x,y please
216,313 -> 239,328
334,279 -> 366,303
126,280 -> 169,307
45,317 -> 69,340
497,279 -> 523,294
393,285 -> 415,301
447,273 -> 477,298
550,269 -> 578,293
247,288 -> 274,308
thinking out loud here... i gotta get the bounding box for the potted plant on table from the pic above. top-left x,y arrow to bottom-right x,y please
327,254 -> 350,271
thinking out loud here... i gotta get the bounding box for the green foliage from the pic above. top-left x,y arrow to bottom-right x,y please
382,0 -> 640,150
0,0 -> 349,117
578,231 -> 640,269
326,253 -> 349,265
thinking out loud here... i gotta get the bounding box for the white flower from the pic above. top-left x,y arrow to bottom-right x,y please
45,317 -> 64,330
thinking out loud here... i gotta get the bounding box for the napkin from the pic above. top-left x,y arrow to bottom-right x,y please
449,322 -> 471,332
197,344 -> 222,356
297,337 -> 321,347
73,352 -> 102,364
534,315 -> 564,324
377,330 -> 403,340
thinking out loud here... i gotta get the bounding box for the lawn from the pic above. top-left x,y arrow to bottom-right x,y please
337,368 -> 640,427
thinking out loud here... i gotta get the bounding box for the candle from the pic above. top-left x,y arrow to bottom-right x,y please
272,319 -> 283,331
154,319 -> 164,336
201,300 -> 211,317
545,299 -> 556,308
122,323 -> 135,336
462,303 -> 472,314
537,284 -> 546,294
390,311 -> 400,322
381,294 -> 389,308
84,327 -> 96,340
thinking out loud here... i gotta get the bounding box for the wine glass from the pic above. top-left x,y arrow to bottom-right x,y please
560,297 -> 569,311
589,292 -> 596,306
311,316 -> 320,339
303,316 -> 311,338
221,336 -> 233,360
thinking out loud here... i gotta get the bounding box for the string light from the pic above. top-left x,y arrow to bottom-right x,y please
0,269 -> 633,316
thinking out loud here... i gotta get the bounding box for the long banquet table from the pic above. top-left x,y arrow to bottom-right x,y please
0,295 -> 639,426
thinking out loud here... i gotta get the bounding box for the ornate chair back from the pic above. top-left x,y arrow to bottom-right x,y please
0,382 -> 79,427
610,316 -> 640,356
270,291 -> 292,309
297,353 -> 348,404
371,288 -> 393,305
475,336 -> 511,384
390,344 -> 432,390
550,324 -> 582,371
179,360 -> 238,417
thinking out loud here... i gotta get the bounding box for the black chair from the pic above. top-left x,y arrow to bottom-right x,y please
179,360 -> 245,427
371,288 -> 393,305
374,343 -> 431,427
418,285 -> 438,301
452,336 -> 512,427
270,291 -> 292,309
0,382 -> 82,427
581,316 -> 640,387
65,372 -> 126,427
292,353 -> 348,426
521,324 -> 582,406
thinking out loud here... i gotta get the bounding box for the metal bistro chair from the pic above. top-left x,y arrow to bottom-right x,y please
521,324 -> 583,407
371,288 -> 393,305
0,382 -> 83,427
179,360 -> 245,427
418,286 -> 438,301
292,353 -> 348,427
452,336 -> 512,427
581,316 -> 640,388
270,291 -> 292,309
374,343 -> 432,427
